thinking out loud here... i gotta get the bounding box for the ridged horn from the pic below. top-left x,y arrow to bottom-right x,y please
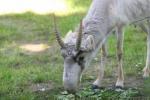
53,14 -> 65,48
76,19 -> 83,50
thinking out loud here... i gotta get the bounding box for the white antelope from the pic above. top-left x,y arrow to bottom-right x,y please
54,0 -> 150,92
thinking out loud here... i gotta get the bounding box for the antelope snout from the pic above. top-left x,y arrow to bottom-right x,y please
63,80 -> 78,93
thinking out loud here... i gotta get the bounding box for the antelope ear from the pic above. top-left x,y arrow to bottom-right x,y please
85,35 -> 96,50
64,30 -> 73,43
65,30 -> 73,38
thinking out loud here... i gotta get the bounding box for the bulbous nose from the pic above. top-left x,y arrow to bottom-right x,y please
63,81 -> 78,93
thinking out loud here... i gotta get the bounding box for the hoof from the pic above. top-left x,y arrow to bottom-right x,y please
91,85 -> 100,90
91,85 -> 104,90
115,86 -> 124,92
115,86 -> 123,89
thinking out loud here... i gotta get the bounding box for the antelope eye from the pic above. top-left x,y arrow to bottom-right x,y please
77,56 -> 85,67
78,56 -> 84,61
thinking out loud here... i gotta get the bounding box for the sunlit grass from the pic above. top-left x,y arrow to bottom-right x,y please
20,43 -> 50,53
0,0 -> 91,16
0,0 -> 68,15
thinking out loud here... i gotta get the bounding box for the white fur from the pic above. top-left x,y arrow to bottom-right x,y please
63,0 -> 150,90
82,0 -> 150,87
64,30 -> 77,44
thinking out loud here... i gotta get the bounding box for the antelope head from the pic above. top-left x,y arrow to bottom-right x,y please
53,15 -> 96,93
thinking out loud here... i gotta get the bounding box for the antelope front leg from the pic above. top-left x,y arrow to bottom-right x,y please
143,20 -> 150,78
92,43 -> 107,88
115,26 -> 124,88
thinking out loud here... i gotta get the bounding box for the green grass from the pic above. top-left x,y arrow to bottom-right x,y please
57,86 -> 141,100
0,0 -> 150,99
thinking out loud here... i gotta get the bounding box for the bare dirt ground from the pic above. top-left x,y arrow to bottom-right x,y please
29,81 -> 54,92
82,62 -> 144,90
21,44 -> 144,93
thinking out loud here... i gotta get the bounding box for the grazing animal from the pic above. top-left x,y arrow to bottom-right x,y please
54,0 -> 150,92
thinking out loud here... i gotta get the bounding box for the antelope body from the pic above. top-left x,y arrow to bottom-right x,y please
54,0 -> 150,92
